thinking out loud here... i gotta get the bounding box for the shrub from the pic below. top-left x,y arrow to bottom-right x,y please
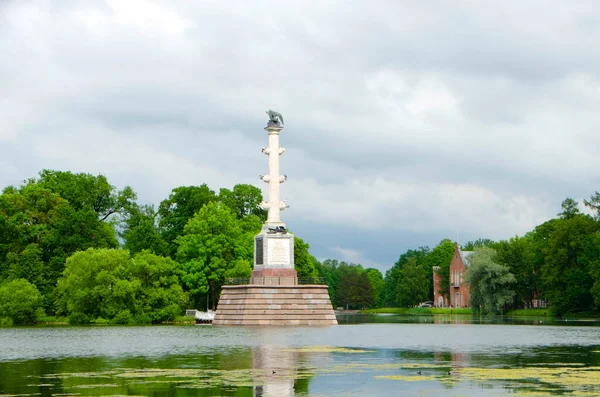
151,304 -> 180,323
0,279 -> 44,324
134,313 -> 152,324
112,309 -> 134,325
68,312 -> 90,324
57,249 -> 186,324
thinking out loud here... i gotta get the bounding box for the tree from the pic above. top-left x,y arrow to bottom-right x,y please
494,235 -> 539,308
0,180 -> 118,310
37,169 -> 136,221
158,185 -> 218,257
541,214 -> 598,315
224,258 -> 253,280
317,260 -> 373,308
316,259 -> 339,304
383,265 -> 401,307
352,270 -> 375,309
396,258 -> 429,307
461,238 -> 496,251
0,279 -> 44,324
128,251 -> 186,323
294,236 -> 319,282
384,246 -> 429,307
424,239 -> 456,300
558,198 -> 580,219
176,202 -> 250,309
334,265 -> 373,309
43,199 -> 118,284
4,244 -> 45,291
56,248 -> 186,324
586,231 -> 600,308
365,268 -> 385,307
383,240 -> 456,307
466,248 -> 516,314
236,214 -> 263,271
218,184 -> 267,220
0,184 -> 64,263
56,248 -> 133,322
584,191 -> 600,220
121,204 -> 168,256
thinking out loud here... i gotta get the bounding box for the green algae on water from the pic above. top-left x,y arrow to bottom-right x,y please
281,346 -> 374,354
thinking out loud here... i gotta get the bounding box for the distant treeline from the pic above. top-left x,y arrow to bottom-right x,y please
1,170 -> 599,324
375,196 -> 600,316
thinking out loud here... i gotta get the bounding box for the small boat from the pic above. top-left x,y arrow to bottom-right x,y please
195,310 -> 215,325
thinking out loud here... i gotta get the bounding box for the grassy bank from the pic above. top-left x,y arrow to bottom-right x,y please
506,309 -> 551,317
172,316 -> 196,324
0,315 -> 197,327
361,307 -> 472,315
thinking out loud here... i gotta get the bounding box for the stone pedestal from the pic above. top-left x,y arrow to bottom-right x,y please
252,225 -> 296,285
213,285 -> 337,326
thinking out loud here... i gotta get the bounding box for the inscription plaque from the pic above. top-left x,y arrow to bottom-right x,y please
255,237 -> 263,265
267,238 -> 290,265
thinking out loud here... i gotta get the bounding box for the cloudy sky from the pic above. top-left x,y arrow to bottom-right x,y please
1,0 -> 599,272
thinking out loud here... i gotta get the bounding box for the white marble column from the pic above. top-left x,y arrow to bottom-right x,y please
260,124 -> 288,226
253,118 -> 295,277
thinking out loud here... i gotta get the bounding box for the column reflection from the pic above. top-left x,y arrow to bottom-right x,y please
253,345 -> 298,397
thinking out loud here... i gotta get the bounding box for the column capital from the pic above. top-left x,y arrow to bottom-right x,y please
265,125 -> 283,134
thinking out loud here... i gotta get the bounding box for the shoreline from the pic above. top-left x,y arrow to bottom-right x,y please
359,307 -> 600,319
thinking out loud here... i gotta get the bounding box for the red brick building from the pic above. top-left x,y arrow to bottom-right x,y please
433,245 -> 473,308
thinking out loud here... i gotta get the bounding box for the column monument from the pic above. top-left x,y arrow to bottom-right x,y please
213,111 -> 337,326
251,110 -> 296,285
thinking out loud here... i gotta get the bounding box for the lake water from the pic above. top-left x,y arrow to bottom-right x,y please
2,314 -> 600,396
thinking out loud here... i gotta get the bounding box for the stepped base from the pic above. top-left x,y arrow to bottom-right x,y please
213,285 -> 338,326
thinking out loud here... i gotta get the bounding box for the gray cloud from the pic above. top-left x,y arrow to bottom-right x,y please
1,0 -> 600,271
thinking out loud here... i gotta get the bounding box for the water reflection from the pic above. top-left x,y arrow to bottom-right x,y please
252,345 -> 297,397
250,331 -> 319,397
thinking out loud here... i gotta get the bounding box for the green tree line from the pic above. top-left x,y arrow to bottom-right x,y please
2,169 -> 600,323
0,170 -> 320,324
381,196 -> 600,316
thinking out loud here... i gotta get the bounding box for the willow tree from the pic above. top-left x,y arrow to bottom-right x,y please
466,248 -> 516,314
56,248 -> 185,324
